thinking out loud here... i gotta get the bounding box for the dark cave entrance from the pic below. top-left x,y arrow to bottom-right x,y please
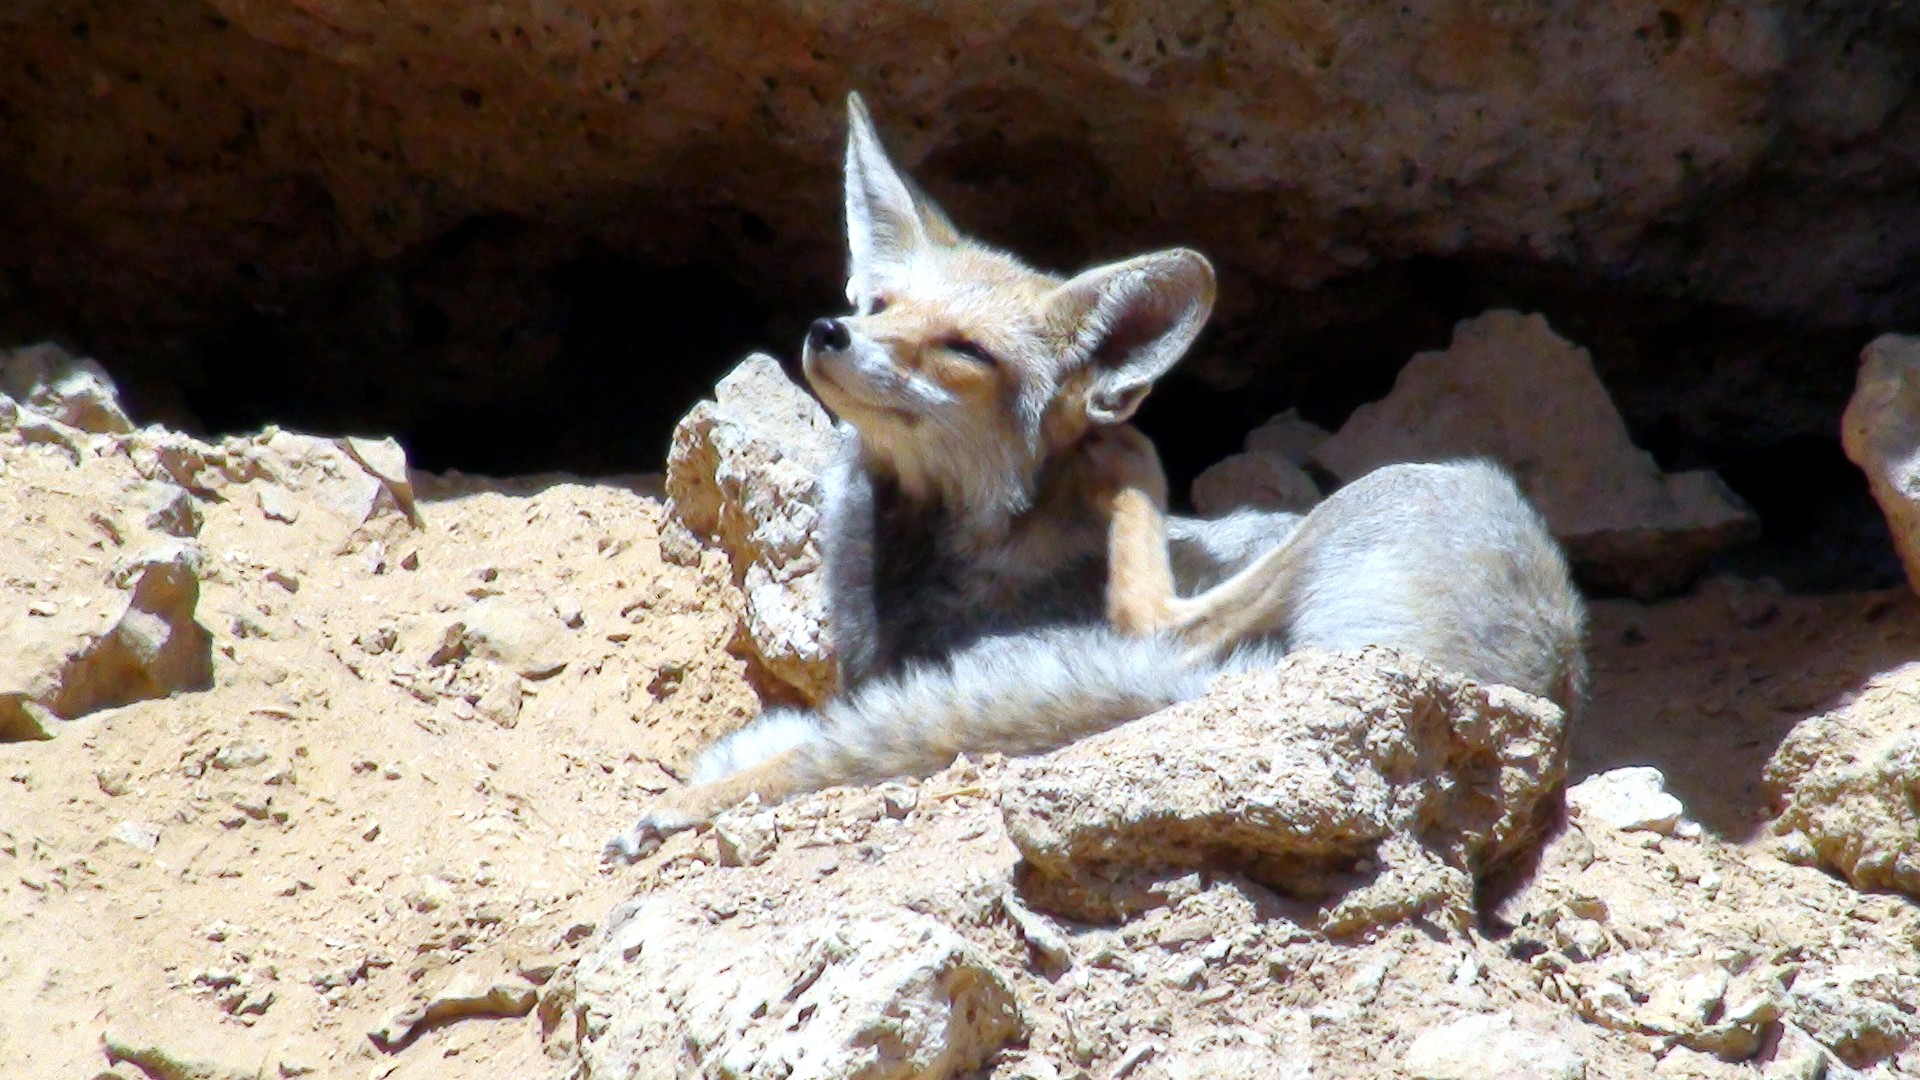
24,214 -> 1906,596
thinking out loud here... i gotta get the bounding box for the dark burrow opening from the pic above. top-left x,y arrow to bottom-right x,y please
17,215 -> 1905,596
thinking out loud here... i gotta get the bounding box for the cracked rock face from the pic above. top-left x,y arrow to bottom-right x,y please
1001,648 -> 1569,927
1,3 -> 1915,461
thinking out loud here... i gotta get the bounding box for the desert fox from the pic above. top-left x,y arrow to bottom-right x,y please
605,93 -> 1585,861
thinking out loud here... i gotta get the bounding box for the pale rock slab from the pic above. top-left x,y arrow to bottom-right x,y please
434,596 -> 572,680
666,353 -> 839,704
1841,333 -> 1920,596
573,896 -> 1022,1080
1312,311 -> 1757,597
1000,648 -> 1568,927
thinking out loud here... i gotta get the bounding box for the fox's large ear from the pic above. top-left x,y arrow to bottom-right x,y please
844,92 -> 956,311
1051,249 -> 1216,425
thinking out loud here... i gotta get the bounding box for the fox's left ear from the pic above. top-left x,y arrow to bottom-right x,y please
1051,249 -> 1216,425
844,91 -> 959,312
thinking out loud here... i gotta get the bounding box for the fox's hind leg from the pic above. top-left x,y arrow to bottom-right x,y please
1100,452 -> 1307,659
603,750 -> 810,862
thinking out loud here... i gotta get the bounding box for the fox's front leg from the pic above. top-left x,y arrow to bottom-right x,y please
603,749 -> 808,863
1081,425 -> 1180,637
1107,489 -> 1180,636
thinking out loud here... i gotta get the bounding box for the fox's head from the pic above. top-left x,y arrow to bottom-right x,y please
802,92 -> 1216,522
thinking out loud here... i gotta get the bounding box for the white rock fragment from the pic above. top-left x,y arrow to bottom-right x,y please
434,597 -> 569,680
109,820 -> 162,851
1403,1011 -> 1585,1080
255,484 -> 302,523
1841,333 -> 1920,597
1566,767 -> 1686,834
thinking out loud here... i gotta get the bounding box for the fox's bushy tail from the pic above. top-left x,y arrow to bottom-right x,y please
692,625 -> 1284,792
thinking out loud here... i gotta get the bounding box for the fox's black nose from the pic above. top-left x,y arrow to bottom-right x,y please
808,317 -> 851,353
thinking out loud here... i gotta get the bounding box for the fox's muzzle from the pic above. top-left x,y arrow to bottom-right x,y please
807,317 -> 852,354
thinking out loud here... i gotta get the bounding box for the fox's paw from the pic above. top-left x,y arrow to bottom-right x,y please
601,806 -> 702,864
1081,425 -> 1168,512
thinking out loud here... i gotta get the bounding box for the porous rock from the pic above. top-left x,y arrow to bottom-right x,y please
573,896 -> 1022,1080
1765,663 -> 1920,901
1000,648 -> 1568,926
1311,311 -> 1757,597
1189,408 -> 1328,516
666,353 -> 839,703
1841,334 -> 1920,597
1,542 -> 214,740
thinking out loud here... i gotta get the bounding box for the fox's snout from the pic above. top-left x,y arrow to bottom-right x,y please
807,317 -> 852,354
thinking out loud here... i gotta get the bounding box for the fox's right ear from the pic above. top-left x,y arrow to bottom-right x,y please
844,92 -> 956,312
1051,248 -> 1217,426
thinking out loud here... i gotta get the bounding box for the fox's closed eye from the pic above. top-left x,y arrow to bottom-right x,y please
866,296 -> 890,315
944,338 -> 995,366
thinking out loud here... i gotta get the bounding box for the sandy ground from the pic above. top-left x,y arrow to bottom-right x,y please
1,420 -> 1916,1079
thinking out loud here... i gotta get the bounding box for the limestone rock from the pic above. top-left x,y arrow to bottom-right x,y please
133,481 -> 203,538
1190,408 -> 1328,516
1765,664 -> 1920,901
1312,311 -> 1757,597
666,353 -> 839,704
1403,1011 -> 1585,1080
1,342 -> 133,435
1000,648 -> 1568,926
1566,767 -> 1687,835
251,429 -> 417,529
1782,964 -> 1920,1069
1,542 -> 213,740
1190,451 -> 1321,517
1841,334 -> 1920,596
574,897 -> 1022,1080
